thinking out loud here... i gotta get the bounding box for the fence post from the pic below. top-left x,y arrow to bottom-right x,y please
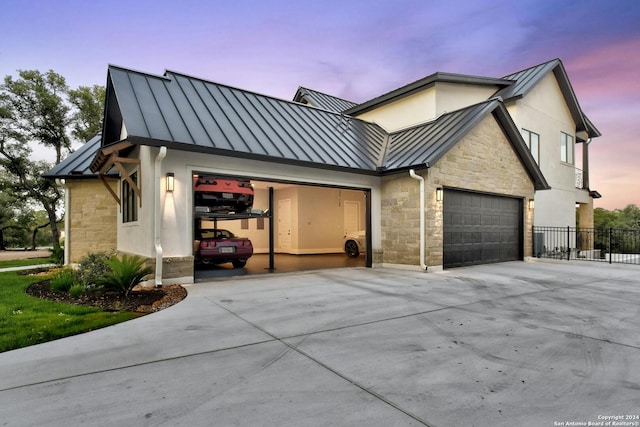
567,226 -> 571,260
609,227 -> 613,264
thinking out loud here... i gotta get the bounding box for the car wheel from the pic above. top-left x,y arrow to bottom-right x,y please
232,259 -> 247,268
345,240 -> 359,257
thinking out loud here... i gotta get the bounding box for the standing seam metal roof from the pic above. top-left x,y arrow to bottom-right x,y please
106,66 -> 387,173
494,58 -> 600,138
82,65 -> 547,191
43,134 -> 106,178
293,87 -> 358,113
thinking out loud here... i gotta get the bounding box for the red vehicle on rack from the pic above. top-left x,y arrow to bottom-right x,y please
194,228 -> 253,268
193,176 -> 254,214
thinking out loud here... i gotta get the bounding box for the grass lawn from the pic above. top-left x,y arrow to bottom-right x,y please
0,258 -> 54,269
0,262 -> 141,353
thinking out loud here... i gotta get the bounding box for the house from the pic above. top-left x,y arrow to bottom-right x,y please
46,58 -> 599,285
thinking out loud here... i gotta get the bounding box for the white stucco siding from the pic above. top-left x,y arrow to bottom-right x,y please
153,149 -> 382,259
355,88 -> 437,131
116,145 -> 156,258
506,73 -> 580,228
434,83 -> 498,117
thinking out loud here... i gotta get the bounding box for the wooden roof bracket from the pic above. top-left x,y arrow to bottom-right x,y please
99,174 -> 121,205
99,152 -> 142,207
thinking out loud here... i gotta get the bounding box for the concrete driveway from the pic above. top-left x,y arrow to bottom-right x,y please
1,261 -> 639,427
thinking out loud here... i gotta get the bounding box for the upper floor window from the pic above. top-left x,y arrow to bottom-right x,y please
122,171 -> 138,223
561,132 -> 574,164
521,129 -> 540,165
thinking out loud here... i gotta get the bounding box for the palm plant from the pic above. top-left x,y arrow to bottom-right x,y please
99,254 -> 153,297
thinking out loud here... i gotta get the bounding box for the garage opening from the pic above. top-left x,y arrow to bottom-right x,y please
443,189 -> 523,268
193,173 -> 371,281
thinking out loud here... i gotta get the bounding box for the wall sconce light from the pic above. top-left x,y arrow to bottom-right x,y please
436,187 -> 443,202
166,173 -> 175,192
528,199 -> 535,209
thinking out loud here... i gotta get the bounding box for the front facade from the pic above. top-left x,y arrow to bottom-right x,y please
47,58 -> 599,284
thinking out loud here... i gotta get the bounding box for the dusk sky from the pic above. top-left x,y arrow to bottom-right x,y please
2,0 -> 639,210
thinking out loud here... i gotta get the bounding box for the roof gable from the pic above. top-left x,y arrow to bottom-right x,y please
384,99 -> 549,190
101,66 -> 388,174
495,58 -> 600,138
344,72 -> 513,116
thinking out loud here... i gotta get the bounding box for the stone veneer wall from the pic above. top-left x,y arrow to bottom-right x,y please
66,179 -> 118,263
381,115 -> 536,268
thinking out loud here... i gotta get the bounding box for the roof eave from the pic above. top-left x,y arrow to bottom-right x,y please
345,72 -> 514,116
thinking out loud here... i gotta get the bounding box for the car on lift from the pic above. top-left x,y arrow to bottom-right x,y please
193,176 -> 254,214
194,228 -> 253,268
344,230 -> 366,257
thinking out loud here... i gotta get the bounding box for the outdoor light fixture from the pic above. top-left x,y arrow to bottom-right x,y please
529,199 -> 535,209
436,187 -> 443,202
166,173 -> 175,192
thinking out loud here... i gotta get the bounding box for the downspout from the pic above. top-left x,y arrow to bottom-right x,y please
55,179 -> 70,266
154,146 -> 167,287
409,170 -> 428,271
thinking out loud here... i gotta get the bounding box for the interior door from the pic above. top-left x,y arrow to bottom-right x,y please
278,198 -> 291,251
344,200 -> 360,236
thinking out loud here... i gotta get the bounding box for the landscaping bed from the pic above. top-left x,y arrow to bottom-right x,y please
26,280 -> 187,313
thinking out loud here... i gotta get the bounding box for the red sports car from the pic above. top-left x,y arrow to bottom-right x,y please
193,176 -> 254,214
194,229 -> 253,268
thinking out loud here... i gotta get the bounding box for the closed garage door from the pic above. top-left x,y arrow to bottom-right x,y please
443,189 -> 522,268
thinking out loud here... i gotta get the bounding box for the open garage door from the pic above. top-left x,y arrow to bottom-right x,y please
193,174 -> 371,280
443,189 -> 523,268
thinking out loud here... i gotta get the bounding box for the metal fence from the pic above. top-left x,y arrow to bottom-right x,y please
533,226 -> 640,265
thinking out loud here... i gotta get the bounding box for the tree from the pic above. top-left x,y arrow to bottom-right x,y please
68,85 -> 105,142
0,69 -> 104,253
1,70 -> 71,164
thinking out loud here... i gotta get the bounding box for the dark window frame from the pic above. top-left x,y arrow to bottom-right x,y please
122,171 -> 138,223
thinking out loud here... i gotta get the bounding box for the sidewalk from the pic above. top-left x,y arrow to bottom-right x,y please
0,263 -> 56,273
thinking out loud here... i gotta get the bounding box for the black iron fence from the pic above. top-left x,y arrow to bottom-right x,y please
533,226 -> 640,265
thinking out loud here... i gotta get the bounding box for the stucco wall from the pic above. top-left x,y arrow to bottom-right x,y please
356,88 -> 437,131
66,179 -> 118,263
355,82 -> 498,132
506,72 -> 579,228
381,115 -> 535,268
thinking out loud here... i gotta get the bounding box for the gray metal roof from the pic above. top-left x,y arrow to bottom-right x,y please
43,133 -> 106,179
495,58 -> 600,138
82,65 -> 548,190
344,72 -> 513,116
384,99 -> 549,190
293,87 -> 358,113
102,66 -> 388,174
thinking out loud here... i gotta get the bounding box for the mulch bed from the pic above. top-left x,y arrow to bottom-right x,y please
26,280 -> 187,314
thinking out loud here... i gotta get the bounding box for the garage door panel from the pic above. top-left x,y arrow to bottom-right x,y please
444,189 -> 522,268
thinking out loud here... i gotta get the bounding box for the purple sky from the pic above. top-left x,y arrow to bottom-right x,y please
2,0 -> 639,209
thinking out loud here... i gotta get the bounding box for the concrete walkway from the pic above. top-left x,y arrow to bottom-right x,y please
0,263 -> 55,273
1,261 -> 639,426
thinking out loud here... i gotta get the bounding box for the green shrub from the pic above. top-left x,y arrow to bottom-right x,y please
68,284 -> 85,298
50,247 -> 64,265
50,269 -> 75,293
99,254 -> 152,297
75,252 -> 112,288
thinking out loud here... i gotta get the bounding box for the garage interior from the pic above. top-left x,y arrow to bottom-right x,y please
193,174 -> 370,281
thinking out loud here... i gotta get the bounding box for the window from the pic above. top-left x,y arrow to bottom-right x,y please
521,129 -> 540,165
561,132 -> 574,164
122,172 -> 138,223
